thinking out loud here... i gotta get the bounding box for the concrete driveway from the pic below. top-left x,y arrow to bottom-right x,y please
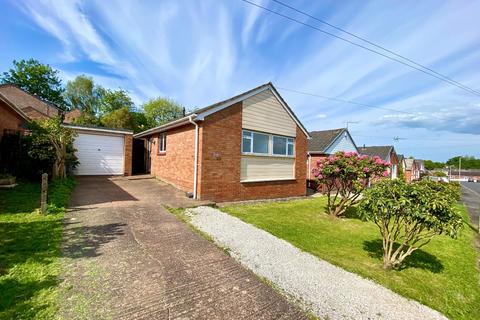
60,176 -> 306,320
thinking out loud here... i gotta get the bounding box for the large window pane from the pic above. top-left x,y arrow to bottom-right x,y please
252,132 -> 269,154
273,136 -> 287,155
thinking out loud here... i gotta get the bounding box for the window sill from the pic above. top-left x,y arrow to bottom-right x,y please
242,153 -> 295,159
240,178 -> 296,183
157,151 -> 166,156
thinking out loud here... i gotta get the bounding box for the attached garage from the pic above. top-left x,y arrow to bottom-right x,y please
64,125 -> 133,176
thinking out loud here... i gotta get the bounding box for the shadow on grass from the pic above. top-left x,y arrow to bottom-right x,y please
363,239 -> 444,273
0,276 -> 57,318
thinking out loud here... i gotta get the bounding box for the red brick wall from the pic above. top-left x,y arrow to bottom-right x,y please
0,100 -> 26,137
124,134 -> 133,176
149,124 -> 195,193
197,102 -> 307,202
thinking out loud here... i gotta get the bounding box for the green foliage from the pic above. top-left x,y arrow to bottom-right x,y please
142,97 -> 184,126
446,155 -> 480,169
0,177 -> 75,319
424,159 -> 445,170
99,89 -> 134,114
313,151 -> 390,217
64,75 -> 101,114
359,179 -> 463,269
100,107 -> 136,131
131,111 -> 154,133
222,199 -> 479,320
1,59 -> 66,109
432,170 -> 447,177
27,118 -> 78,179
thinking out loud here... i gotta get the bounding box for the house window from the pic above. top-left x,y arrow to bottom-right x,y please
158,133 -> 166,153
242,130 -> 294,157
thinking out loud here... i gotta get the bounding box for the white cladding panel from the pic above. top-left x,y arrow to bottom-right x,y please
242,90 -> 297,137
326,133 -> 357,154
241,156 -> 294,182
74,133 -> 125,175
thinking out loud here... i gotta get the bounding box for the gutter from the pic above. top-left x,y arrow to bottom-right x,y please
188,115 -> 199,199
307,152 -> 311,180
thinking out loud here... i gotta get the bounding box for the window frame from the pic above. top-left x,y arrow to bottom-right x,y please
241,129 -> 295,158
158,133 -> 166,153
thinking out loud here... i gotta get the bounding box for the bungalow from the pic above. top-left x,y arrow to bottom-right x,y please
358,145 -> 399,179
307,128 -> 357,180
134,83 -> 310,202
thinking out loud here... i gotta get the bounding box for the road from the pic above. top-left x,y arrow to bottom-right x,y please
460,182 -> 479,230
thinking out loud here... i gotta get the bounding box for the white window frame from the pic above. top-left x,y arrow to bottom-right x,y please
242,129 -> 295,158
158,133 -> 166,153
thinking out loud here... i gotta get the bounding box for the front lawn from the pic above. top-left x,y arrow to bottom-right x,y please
222,197 -> 480,320
0,177 -> 75,320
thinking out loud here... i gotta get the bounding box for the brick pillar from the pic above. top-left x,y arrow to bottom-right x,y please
124,134 -> 133,176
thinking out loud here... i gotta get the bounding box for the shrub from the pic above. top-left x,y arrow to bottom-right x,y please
359,179 -> 463,269
312,151 -> 390,217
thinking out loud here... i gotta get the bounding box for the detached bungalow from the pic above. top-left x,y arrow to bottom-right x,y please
307,128 -> 357,180
134,83 -> 310,202
358,145 -> 399,179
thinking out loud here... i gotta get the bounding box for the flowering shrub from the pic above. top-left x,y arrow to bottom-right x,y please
312,151 -> 390,217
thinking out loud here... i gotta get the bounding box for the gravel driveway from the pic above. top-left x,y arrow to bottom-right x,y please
188,206 -> 447,320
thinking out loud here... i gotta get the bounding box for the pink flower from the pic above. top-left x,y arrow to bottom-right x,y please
318,174 -> 323,179
382,171 -> 389,177
335,168 -> 340,173
363,167 -> 370,173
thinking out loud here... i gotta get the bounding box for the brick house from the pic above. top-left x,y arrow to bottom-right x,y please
358,145 -> 399,179
403,158 -> 420,183
307,128 -> 357,181
0,92 -> 30,137
134,83 -> 310,202
0,84 -> 61,120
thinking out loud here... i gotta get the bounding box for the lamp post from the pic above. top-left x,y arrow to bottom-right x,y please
458,157 -> 461,180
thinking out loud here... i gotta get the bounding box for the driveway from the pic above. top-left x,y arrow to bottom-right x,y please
60,176 -> 306,320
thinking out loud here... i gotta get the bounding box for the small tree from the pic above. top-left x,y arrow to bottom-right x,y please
312,151 -> 390,217
28,118 -> 77,179
359,179 -> 462,269
142,97 -> 184,126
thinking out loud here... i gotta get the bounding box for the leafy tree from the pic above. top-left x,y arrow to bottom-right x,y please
142,97 -> 184,126
131,111 -> 154,133
312,151 -> 390,217
1,59 -> 66,108
446,156 -> 480,169
424,159 -> 445,170
99,89 -> 134,115
359,179 -> 462,269
27,118 -> 77,179
64,75 -> 102,115
100,107 -> 137,131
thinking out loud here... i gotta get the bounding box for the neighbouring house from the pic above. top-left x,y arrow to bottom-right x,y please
307,128 -> 357,181
0,92 -> 30,137
64,108 -> 82,124
403,158 -> 420,183
0,84 -> 61,120
358,145 -> 399,179
416,159 -> 426,175
134,82 -> 310,202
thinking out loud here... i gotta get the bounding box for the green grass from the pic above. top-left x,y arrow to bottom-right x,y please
0,177 -> 76,320
222,197 -> 480,320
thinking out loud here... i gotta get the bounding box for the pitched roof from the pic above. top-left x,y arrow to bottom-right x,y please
397,154 -> 404,162
308,128 -> 345,153
404,158 -> 415,170
0,84 -> 60,120
135,82 -> 310,139
0,92 -> 30,121
358,145 -> 393,161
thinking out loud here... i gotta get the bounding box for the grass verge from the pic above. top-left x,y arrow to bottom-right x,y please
222,196 -> 480,320
0,177 -> 76,320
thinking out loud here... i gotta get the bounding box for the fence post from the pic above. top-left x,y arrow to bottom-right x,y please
41,173 -> 48,214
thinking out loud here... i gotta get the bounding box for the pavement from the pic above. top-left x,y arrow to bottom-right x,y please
461,182 -> 480,229
59,176 -> 307,320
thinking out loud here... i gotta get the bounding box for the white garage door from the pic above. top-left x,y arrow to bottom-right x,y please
74,133 -> 125,175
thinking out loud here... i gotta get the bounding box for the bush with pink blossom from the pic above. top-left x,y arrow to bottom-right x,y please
312,151 -> 390,217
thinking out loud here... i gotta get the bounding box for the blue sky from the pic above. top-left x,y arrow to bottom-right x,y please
1,0 -> 479,161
